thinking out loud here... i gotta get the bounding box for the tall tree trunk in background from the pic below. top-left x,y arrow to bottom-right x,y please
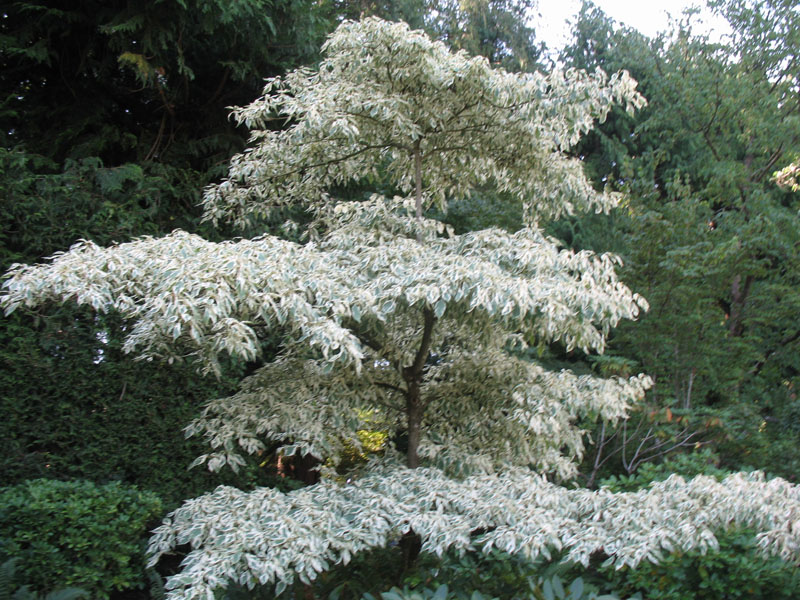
728,273 -> 753,337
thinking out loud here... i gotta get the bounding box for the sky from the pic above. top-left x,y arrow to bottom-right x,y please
535,0 -> 733,53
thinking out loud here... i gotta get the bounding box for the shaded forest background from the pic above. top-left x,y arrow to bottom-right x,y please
1,0 -> 799,598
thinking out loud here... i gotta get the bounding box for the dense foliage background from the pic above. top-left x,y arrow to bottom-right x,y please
1,0 -> 798,598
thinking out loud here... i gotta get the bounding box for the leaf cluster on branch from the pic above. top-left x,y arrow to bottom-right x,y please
146,465 -> 800,599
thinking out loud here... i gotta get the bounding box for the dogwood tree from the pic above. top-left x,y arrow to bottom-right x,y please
3,17 -> 800,600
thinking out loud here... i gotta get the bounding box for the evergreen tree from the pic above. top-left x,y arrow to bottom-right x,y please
560,1 -> 800,478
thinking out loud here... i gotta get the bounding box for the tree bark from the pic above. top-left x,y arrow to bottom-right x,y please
403,307 -> 435,468
398,139 -> 430,571
414,139 -> 423,221
728,273 -> 753,337
403,137 -> 434,469
398,308 -> 435,575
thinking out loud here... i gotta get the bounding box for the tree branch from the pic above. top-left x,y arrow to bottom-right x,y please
410,307 -> 436,378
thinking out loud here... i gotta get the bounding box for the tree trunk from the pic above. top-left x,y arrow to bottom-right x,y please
398,140 -> 431,573
400,530 -> 422,573
728,273 -> 753,337
403,307 -> 435,468
398,307 -> 434,575
414,139 -> 423,221
405,388 -> 423,469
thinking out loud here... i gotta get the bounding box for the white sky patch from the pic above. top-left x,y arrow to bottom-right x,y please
535,0 -> 733,54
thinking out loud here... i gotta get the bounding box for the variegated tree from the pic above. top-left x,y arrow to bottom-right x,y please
3,17 -> 800,600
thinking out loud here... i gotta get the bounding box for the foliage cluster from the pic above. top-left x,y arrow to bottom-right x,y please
559,0 -> 800,482
362,576 -> 617,600
598,448 -> 730,493
363,554 -> 619,600
221,546 -> 623,600
219,548 -> 548,600
0,0 -> 314,512
0,0 -> 328,166
0,559 -> 88,600
0,149 -> 208,266
0,304 -> 274,508
0,142 -> 263,507
0,479 -> 162,599
600,528 -> 800,600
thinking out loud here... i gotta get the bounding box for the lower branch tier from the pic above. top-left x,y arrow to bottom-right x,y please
148,464 -> 800,600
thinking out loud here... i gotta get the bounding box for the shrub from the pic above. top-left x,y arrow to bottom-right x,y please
0,305 -> 273,509
307,547 -> 619,600
0,479 -> 163,599
596,451 -> 800,599
0,557 -> 87,600
599,528 -> 800,600
361,577 -> 618,600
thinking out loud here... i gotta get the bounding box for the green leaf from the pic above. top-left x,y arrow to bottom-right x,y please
543,580 -> 555,600
433,299 -> 446,318
552,576 -> 564,599
568,578 -> 583,599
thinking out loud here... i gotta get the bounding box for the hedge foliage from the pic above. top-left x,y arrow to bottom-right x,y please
0,479 -> 163,598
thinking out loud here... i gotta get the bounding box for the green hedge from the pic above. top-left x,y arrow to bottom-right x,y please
0,479 -> 163,599
0,305 -> 262,508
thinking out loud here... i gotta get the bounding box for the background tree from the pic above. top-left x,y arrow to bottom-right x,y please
0,0 -> 328,167
559,0 -> 800,481
4,17 -> 800,600
425,0 -> 543,71
329,0 -> 542,72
